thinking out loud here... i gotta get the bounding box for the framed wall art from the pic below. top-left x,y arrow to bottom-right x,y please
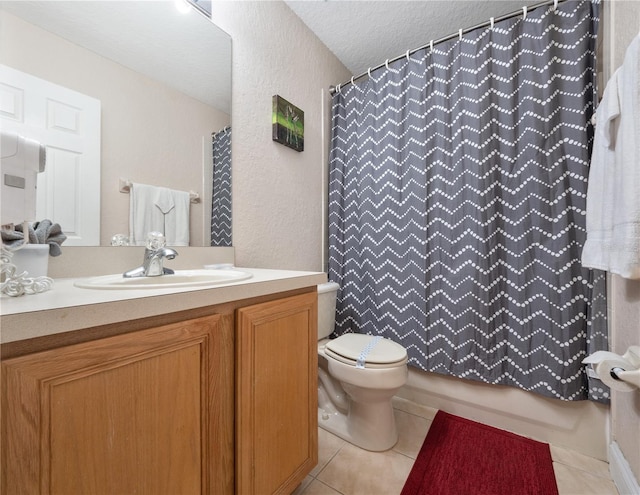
272,95 -> 304,152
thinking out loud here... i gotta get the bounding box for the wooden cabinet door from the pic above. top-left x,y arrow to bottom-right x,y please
236,292 -> 318,495
1,314 -> 234,495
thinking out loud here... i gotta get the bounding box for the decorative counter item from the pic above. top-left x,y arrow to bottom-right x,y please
0,246 -> 53,297
111,234 -> 130,246
272,95 -> 304,152
0,219 -> 65,296
9,244 -> 49,278
1,219 -> 67,256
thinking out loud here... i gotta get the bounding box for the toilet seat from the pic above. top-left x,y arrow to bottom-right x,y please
324,334 -> 407,369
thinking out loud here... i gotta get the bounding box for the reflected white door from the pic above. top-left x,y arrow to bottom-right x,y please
0,64 -> 101,245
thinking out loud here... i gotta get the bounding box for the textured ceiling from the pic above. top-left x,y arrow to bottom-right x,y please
1,1 -> 231,113
286,0 -> 542,79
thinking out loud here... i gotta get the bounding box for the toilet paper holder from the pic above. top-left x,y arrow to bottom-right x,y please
610,367 -> 626,380
584,346 -> 640,390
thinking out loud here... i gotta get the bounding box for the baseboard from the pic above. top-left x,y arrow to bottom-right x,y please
609,441 -> 640,495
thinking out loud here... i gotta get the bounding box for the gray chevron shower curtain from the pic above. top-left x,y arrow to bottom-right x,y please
328,0 -> 608,402
211,127 -> 232,247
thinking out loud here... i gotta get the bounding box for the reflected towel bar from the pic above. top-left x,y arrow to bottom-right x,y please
119,178 -> 200,203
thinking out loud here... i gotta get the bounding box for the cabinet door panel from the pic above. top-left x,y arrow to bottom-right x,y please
236,292 -> 318,495
2,315 -> 225,495
48,345 -> 201,494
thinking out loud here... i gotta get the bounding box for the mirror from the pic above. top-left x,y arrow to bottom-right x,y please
0,0 -> 231,246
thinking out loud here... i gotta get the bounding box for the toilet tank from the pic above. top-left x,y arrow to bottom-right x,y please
317,282 -> 339,340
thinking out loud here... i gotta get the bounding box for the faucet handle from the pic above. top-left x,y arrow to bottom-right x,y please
146,231 -> 166,250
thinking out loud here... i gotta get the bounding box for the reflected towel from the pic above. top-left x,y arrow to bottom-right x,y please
129,183 -> 190,246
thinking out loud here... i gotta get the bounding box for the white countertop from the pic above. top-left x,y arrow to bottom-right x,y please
1,268 -> 327,343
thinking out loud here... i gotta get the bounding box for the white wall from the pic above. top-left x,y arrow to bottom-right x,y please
209,1 -> 351,271
0,12 -> 229,247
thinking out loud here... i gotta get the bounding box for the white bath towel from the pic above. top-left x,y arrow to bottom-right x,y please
129,183 -> 190,246
582,33 -> 640,278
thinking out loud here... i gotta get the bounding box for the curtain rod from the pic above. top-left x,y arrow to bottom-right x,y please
329,0 -> 566,95
213,125 -> 231,136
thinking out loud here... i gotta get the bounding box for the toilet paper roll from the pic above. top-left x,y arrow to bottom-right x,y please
584,351 -> 637,392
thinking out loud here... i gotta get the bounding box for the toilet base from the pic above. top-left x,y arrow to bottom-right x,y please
318,408 -> 351,443
317,399 -> 399,452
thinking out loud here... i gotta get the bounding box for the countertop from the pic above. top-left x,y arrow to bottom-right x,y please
0,268 -> 327,343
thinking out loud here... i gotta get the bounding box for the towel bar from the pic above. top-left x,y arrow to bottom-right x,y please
119,178 -> 200,203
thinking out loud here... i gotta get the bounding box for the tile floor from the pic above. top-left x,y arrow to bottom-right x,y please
293,400 -> 620,495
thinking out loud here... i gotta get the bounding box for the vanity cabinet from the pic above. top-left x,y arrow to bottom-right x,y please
1,314 -> 233,495
236,292 -> 318,495
1,288 -> 318,495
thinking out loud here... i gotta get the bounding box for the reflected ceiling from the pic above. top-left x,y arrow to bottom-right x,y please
1,0 -> 231,113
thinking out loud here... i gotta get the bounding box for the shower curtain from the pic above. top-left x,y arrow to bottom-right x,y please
328,0 -> 608,402
211,127 -> 232,247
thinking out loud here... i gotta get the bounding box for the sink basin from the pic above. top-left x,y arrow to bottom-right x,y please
74,269 -> 252,290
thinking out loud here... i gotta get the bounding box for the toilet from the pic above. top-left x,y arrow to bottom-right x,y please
317,282 -> 408,452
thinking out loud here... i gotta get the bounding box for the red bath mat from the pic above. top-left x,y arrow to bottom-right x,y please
401,411 -> 558,495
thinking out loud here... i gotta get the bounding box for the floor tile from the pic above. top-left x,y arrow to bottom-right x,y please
298,479 -> 343,495
317,442 -> 414,495
393,409 -> 431,459
554,462 -> 619,495
292,475 -> 314,495
550,445 -> 611,479
311,427 -> 347,477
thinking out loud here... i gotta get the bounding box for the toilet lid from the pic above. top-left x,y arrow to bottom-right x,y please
325,334 -> 407,368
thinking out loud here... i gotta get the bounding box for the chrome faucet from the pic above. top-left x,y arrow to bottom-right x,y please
123,232 -> 178,278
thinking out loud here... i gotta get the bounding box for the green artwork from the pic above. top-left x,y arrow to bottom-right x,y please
272,95 -> 304,152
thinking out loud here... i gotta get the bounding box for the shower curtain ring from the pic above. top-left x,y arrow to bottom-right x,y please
430,40 -> 434,52
368,67 -> 372,78
406,49 -> 412,62
350,76 -> 355,87
385,59 -> 390,70
522,6 -> 527,19
336,83 -> 341,95
553,0 -> 558,11
490,17 -> 494,29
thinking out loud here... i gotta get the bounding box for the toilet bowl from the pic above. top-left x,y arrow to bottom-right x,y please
317,282 -> 408,452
